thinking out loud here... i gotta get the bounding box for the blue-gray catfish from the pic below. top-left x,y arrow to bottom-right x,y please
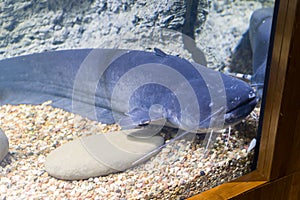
229,8 -> 273,98
0,48 -> 258,134
250,7 -> 273,98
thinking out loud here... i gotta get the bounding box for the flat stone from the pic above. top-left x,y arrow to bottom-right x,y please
45,129 -> 164,180
0,129 -> 9,162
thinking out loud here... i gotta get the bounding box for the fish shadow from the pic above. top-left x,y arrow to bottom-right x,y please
230,30 -> 253,75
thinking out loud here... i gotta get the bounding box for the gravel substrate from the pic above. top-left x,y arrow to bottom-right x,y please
0,102 -> 259,199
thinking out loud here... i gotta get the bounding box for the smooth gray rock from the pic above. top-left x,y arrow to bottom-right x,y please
45,129 -> 164,180
0,129 -> 9,162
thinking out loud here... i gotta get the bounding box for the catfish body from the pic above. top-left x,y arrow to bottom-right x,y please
0,48 -> 257,131
249,7 -> 273,97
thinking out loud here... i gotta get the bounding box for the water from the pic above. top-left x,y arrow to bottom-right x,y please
0,0 -> 276,198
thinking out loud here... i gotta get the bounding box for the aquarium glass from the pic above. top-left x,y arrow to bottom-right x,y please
0,0 -> 277,199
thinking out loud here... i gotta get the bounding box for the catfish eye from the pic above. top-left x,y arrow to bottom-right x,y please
138,122 -> 150,126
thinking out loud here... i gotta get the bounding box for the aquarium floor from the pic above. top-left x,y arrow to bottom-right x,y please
0,103 -> 259,199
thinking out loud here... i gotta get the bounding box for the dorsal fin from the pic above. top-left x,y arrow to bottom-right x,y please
154,48 -> 167,57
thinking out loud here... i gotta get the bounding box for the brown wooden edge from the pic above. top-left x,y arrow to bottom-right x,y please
188,0 -> 300,199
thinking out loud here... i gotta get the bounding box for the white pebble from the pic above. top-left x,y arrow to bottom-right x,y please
247,138 -> 257,153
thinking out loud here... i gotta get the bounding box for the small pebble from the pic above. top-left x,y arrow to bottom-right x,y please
200,171 -> 205,176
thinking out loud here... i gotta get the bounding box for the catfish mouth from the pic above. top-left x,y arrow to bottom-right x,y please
224,95 -> 259,125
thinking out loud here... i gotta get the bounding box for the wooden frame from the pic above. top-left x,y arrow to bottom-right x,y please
189,0 -> 300,199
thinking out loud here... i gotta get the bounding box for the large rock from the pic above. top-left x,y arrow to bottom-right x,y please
0,0 -> 209,63
45,129 -> 164,180
0,129 -> 9,162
